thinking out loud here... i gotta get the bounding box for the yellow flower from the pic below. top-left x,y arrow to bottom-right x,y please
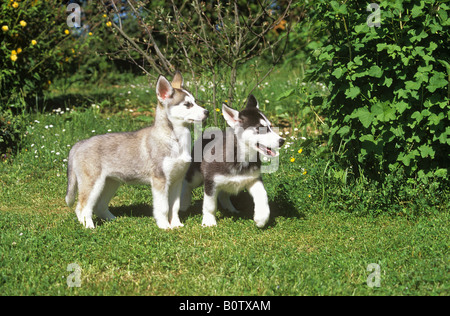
31,39 -> 37,46
103,14 -> 107,18
88,32 -> 93,36
298,148 -> 303,154
308,194 -> 312,198
20,20 -> 27,27
224,100 -> 228,103
64,29 -> 70,35
11,54 -> 18,62
17,48 -> 22,54
215,108 -> 220,112
12,1 -> 19,8
11,50 -> 17,55
290,157 -> 295,163
2,25 -> 8,32
106,21 -> 112,27
302,170 -> 307,175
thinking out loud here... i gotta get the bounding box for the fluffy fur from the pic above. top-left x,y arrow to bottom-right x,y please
66,72 -> 208,229
180,95 -> 285,227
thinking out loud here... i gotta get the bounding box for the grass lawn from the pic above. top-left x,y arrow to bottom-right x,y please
1,77 -> 448,296
1,177 -> 448,295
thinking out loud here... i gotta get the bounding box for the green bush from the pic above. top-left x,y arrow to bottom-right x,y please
58,3 -> 138,87
0,0 -> 71,107
302,0 -> 449,183
0,109 -> 26,162
0,0 -> 83,158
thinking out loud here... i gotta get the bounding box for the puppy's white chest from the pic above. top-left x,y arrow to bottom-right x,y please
163,154 -> 190,182
161,126 -> 192,181
214,172 -> 260,195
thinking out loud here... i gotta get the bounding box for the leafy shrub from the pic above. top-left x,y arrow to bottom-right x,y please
0,0 -> 84,157
58,2 -> 138,87
301,0 -> 449,183
0,110 -> 26,162
0,0 -> 70,107
269,136 -> 448,219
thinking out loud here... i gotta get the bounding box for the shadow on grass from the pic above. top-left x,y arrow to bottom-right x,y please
91,203 -> 151,227
180,191 -> 304,228
41,92 -> 114,112
106,191 -> 302,228
110,203 -> 153,218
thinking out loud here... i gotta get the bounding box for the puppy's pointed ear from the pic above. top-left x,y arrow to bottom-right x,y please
246,94 -> 259,109
222,103 -> 241,128
156,75 -> 174,102
171,71 -> 183,89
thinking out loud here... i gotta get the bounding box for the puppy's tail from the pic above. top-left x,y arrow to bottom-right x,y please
65,154 -> 77,207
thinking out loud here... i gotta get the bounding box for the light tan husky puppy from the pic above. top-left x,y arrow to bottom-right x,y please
66,72 -> 209,229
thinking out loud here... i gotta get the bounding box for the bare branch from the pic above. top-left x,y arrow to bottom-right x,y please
126,0 -> 174,74
98,0 -> 292,105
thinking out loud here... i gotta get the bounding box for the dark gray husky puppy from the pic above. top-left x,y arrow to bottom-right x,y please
180,95 -> 285,227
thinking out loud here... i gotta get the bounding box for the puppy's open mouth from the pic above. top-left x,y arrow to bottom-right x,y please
186,118 -> 205,124
256,143 -> 279,157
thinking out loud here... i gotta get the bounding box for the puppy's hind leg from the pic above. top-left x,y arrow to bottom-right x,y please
180,170 -> 203,212
180,179 -> 193,212
74,180 -> 92,228
78,177 -> 106,229
76,186 -> 95,229
94,178 -> 120,221
218,191 -> 239,214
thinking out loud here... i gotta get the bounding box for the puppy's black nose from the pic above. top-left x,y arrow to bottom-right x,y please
204,110 -> 209,117
279,138 -> 285,147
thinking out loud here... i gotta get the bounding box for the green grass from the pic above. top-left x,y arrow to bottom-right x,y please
1,191 -> 448,295
1,75 -> 449,296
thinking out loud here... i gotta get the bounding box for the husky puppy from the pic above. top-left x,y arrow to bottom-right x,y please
180,95 -> 285,227
66,72 -> 209,229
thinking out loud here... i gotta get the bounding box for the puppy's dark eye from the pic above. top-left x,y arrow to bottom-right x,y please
184,102 -> 193,109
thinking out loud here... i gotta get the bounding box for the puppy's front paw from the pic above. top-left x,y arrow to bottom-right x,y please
156,219 -> 171,230
170,218 -> 184,229
254,213 -> 269,228
202,215 -> 217,227
80,215 -> 95,229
